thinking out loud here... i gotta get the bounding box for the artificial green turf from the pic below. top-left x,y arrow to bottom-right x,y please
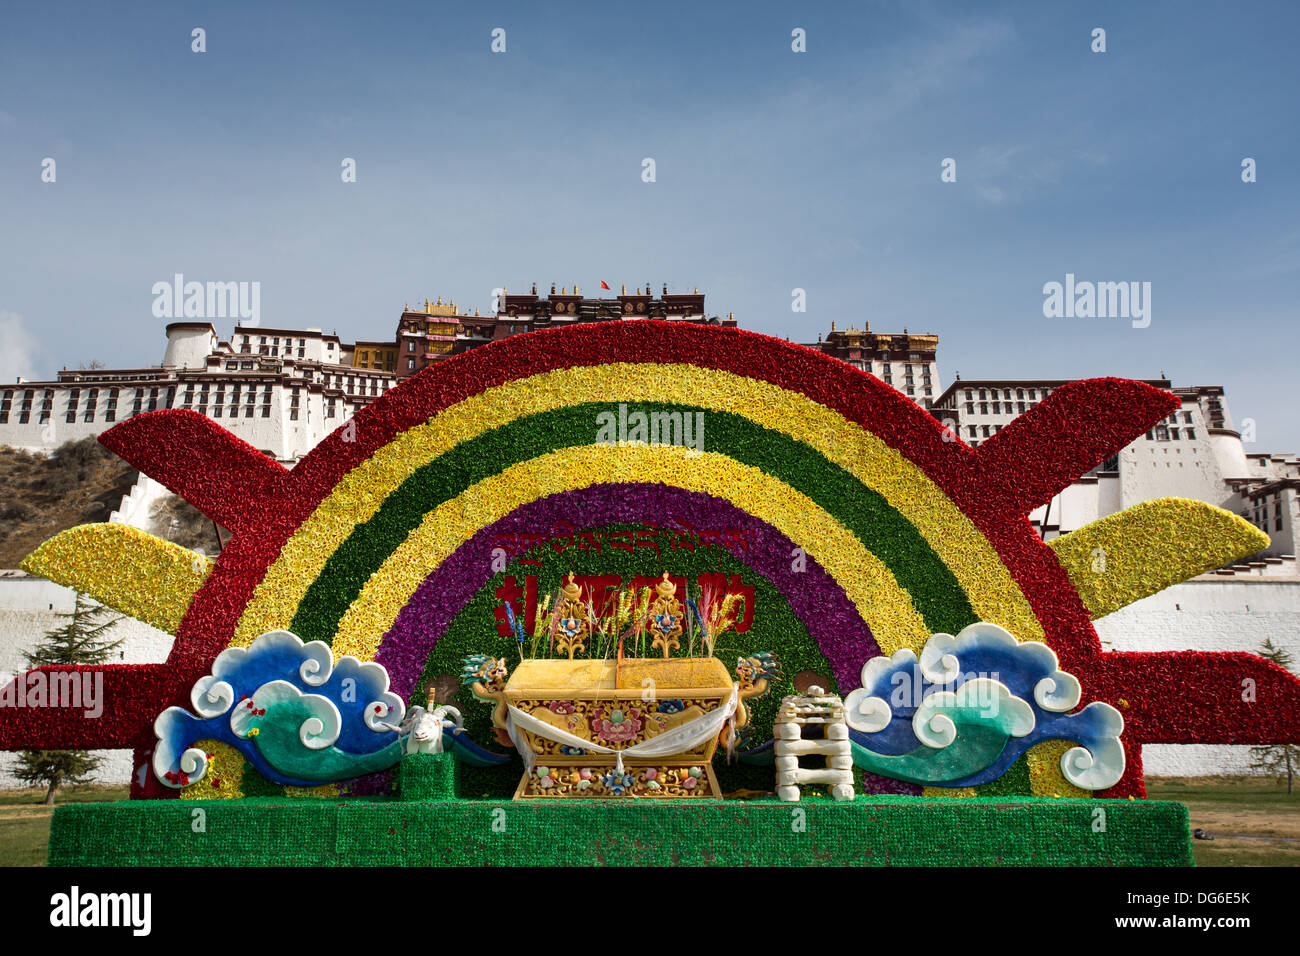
48,795 -> 1193,866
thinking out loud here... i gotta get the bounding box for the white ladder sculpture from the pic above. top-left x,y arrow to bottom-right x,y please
774,686 -> 855,802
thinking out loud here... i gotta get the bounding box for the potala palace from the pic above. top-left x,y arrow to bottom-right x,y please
1,290 -> 1297,783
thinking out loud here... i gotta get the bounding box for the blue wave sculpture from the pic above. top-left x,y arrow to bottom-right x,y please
843,622 -> 1125,790
152,630 -> 508,788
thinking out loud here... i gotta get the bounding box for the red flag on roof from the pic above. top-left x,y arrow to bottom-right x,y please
599,280 -> 610,290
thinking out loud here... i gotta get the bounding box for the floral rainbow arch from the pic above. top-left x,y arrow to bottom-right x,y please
6,320 -> 1299,800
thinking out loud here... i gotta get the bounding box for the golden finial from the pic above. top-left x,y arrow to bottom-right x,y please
694,287 -> 699,294
621,283 -> 626,294
655,570 -> 676,599
562,571 -> 582,601
436,296 -> 442,307
474,307 -> 480,316
561,287 -> 566,294
424,298 -> 430,312
831,320 -> 836,331
450,299 -> 456,313
404,301 -> 409,312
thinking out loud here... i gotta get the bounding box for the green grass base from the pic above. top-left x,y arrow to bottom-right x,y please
398,752 -> 457,800
48,796 -> 1192,866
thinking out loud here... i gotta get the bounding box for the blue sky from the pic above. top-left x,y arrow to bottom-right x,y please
2,1 -> 1297,449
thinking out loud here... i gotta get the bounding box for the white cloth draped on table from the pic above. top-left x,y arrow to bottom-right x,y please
505,684 -> 739,773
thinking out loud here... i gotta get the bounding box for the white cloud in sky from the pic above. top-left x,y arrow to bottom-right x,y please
0,311 -> 40,383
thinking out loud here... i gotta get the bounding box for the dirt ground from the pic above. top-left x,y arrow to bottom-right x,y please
1147,777 -> 1300,866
